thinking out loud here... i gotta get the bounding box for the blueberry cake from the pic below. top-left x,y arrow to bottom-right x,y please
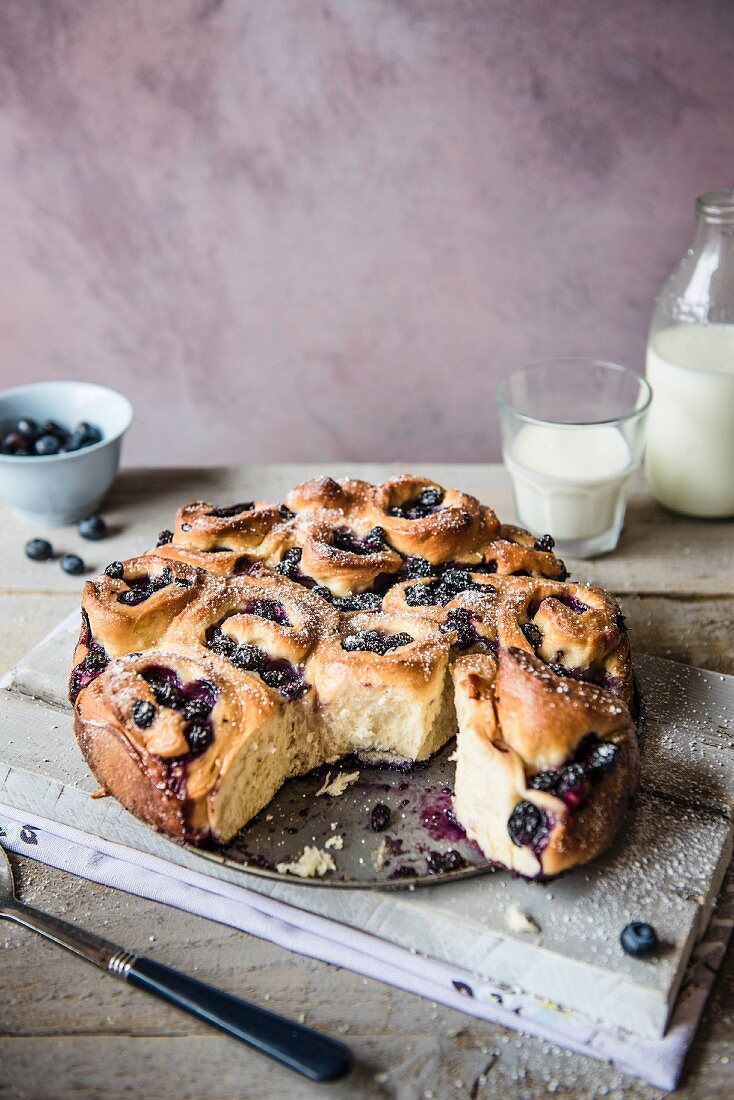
70,475 -> 638,878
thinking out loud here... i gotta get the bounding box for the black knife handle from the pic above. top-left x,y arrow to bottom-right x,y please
127,956 -> 353,1082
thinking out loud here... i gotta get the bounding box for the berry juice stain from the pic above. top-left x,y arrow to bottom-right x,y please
420,788 -> 466,842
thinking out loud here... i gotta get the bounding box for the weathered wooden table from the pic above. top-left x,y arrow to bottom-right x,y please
0,465 -> 732,1100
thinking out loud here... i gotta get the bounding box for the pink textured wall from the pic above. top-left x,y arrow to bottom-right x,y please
0,1 -> 732,465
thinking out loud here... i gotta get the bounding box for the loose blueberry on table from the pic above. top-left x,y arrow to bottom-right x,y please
370,804 -> 391,832
620,921 -> 658,958
24,538 -> 53,562
78,515 -> 108,541
60,554 -> 85,575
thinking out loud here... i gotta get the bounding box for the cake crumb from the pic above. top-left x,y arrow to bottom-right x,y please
276,845 -> 336,878
505,903 -> 540,935
324,834 -> 343,850
372,839 -> 388,870
91,786 -> 109,799
316,770 -> 360,797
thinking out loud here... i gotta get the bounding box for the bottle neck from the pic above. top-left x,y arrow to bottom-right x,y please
695,190 -> 734,233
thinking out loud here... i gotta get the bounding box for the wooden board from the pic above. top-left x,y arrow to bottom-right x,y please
1,611 -> 732,1041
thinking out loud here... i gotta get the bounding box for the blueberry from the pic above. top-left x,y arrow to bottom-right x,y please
75,421 -> 102,446
362,526 -> 386,553
183,695 -> 212,721
1,431 -> 31,455
231,643 -> 266,672
185,720 -> 213,754
507,801 -> 547,848
276,547 -> 302,578
534,534 -> 555,552
333,591 -> 383,612
156,529 -> 173,546
41,420 -> 68,440
522,622 -> 543,649
405,581 -> 437,607
209,502 -> 254,518
118,587 -> 151,606
16,418 -> 40,438
104,561 -> 124,579
529,770 -> 562,795
418,486 -> 443,509
60,554 -> 85,575
34,434 -> 60,456
620,921 -> 658,958
311,585 -> 334,602
343,629 -> 379,653
25,538 -> 53,561
62,431 -> 85,452
278,503 -> 295,520
556,763 -> 586,794
427,849 -> 466,874
343,629 -> 412,655
78,515 -> 107,540
370,803 -> 391,832
206,627 -> 237,659
132,700 -> 156,728
405,556 -> 433,578
441,608 -> 479,649
389,486 -> 444,519
586,741 -> 619,775
85,642 -> 107,669
155,680 -> 185,710
244,598 -> 288,623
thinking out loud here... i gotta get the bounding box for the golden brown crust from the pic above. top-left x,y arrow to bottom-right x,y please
295,521 -> 404,597
72,555 -> 205,668
69,473 -> 639,878
173,499 -> 289,562
146,542 -> 256,577
74,647 -> 283,842
368,475 -> 500,561
310,612 -> 451,700
451,646 -> 638,877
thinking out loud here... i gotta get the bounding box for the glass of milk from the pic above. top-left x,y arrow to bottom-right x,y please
498,360 -> 651,558
646,190 -> 734,517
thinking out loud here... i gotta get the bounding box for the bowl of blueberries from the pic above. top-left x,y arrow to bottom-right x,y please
0,380 -> 133,525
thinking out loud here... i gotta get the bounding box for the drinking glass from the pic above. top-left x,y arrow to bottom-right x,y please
498,359 -> 651,558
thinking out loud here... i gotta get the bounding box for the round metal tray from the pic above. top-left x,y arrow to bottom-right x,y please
192,739 -> 497,890
187,677 -> 644,891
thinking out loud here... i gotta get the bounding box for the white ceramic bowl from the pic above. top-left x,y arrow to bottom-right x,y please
0,381 -> 133,525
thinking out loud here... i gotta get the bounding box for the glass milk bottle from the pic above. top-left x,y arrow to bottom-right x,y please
646,190 -> 734,517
